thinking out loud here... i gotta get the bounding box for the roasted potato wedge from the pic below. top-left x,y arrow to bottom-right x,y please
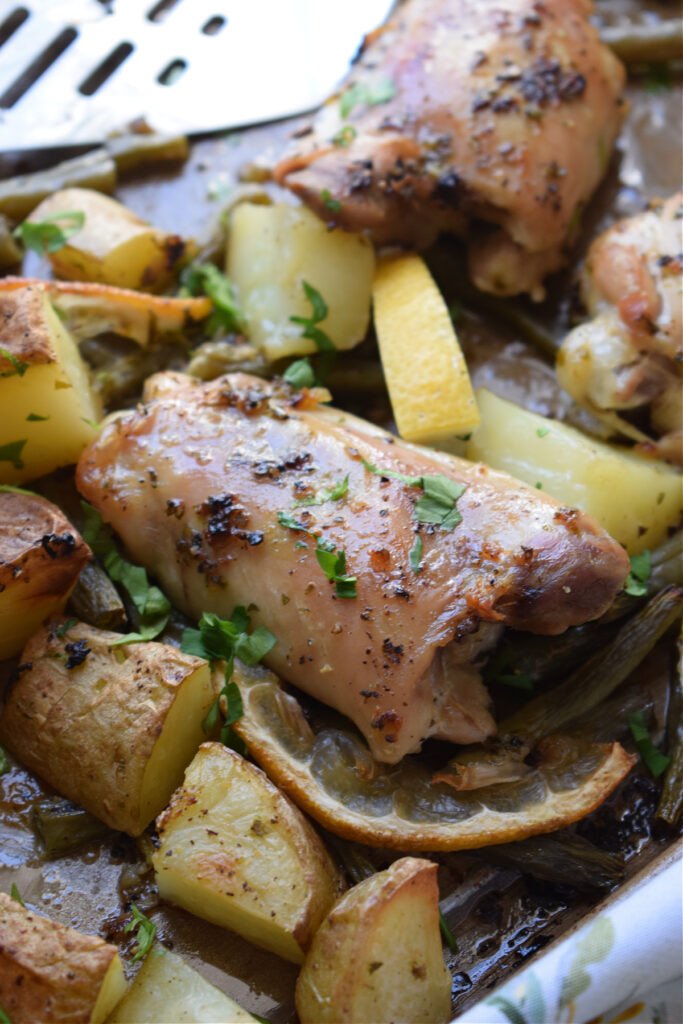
153,742 -> 345,964
467,387 -> 683,554
27,188 -> 193,292
0,618 -> 214,835
0,891 -> 127,1024
227,202 -> 374,359
106,949 -> 259,1023
296,857 -> 452,1024
0,492 -> 90,660
0,284 -> 101,484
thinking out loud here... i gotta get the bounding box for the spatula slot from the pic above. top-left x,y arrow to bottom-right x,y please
158,59 -> 188,87
147,0 -> 183,24
201,16 -> 226,37
78,41 -> 135,98
0,25 -> 77,110
0,6 -> 29,51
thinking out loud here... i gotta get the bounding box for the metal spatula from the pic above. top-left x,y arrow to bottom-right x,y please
0,0 -> 393,151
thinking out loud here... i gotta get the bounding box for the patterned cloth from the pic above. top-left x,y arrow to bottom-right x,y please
453,850 -> 682,1024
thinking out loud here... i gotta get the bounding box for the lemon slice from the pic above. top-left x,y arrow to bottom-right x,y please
372,254 -> 480,444
231,662 -> 634,852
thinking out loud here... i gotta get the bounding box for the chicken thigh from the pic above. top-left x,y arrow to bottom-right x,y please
274,0 -> 626,298
77,373 -> 629,763
557,191 -> 683,463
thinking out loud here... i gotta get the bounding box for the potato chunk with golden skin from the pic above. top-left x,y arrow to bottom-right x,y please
0,284 -> 100,484
0,493 -> 90,660
0,891 -> 127,1024
28,188 -> 193,292
296,857 -> 452,1024
107,949 -> 259,1023
0,618 -> 214,835
153,743 -> 345,964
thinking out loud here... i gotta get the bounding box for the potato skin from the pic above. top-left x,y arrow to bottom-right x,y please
0,493 -> 90,660
0,618 -> 214,835
153,743 -> 345,963
0,891 -> 125,1024
296,857 -> 452,1024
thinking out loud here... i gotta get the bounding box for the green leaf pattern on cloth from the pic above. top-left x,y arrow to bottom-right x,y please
559,916 -> 615,1008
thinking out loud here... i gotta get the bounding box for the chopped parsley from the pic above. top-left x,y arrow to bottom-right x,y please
277,512 -> 356,597
332,124 -> 357,147
290,281 -> 335,353
624,550 -> 651,598
13,210 -> 85,255
181,608 -> 276,749
496,672 -> 534,692
628,711 -> 670,778
55,618 -> 78,639
0,440 -> 27,470
360,458 -> 466,531
321,189 -> 342,212
296,473 -> 349,507
409,534 -> 423,574
448,299 -> 463,326
0,746 -> 8,776
81,502 -> 171,645
536,426 -> 550,438
10,883 -> 24,907
26,412 -> 49,422
180,263 -> 247,335
339,78 -> 395,118
643,62 -> 672,94
535,482 -> 543,489
0,347 -> 29,378
315,541 -> 357,598
124,904 -> 157,964
283,357 -> 316,389
0,1004 -> 11,1024
439,909 -> 458,953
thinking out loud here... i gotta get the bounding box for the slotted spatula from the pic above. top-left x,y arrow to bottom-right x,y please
0,0 -> 394,151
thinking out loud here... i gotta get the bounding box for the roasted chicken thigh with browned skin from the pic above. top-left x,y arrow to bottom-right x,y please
274,0 -> 626,298
77,373 -> 629,764
557,191 -> 683,464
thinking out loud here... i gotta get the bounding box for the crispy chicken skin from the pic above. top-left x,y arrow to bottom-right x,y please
274,0 -> 626,298
557,191 -> 683,463
76,372 -> 629,763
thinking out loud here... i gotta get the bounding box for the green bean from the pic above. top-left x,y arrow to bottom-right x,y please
485,620 -> 618,692
500,586 -> 683,745
32,796 -> 112,857
478,832 -> 624,892
600,19 -> 683,65
67,560 -> 127,630
0,214 -> 22,266
321,830 -> 376,885
105,133 -> 189,174
0,149 -> 116,222
656,629 -> 683,826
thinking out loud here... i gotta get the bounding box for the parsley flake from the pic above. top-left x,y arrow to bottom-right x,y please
536,426 -> 550,438
124,904 -> 157,964
0,1006 -> 10,1024
624,550 -> 651,598
14,210 -> 85,255
0,745 -> 9,776
290,281 -> 335,353
332,124 -> 357,147
0,440 -> 27,470
409,534 -> 423,574
339,78 -> 395,118
315,540 -> 357,598
283,357 -> 316,389
10,883 -> 24,907
296,473 -> 349,507
360,458 -> 466,530
321,189 -> 342,212
81,503 -> 171,645
181,263 -> 246,335
55,618 -> 78,639
26,412 -> 49,422
628,711 -> 670,778
496,672 -> 534,692
181,608 -> 276,749
0,347 -> 29,378
439,909 -> 458,953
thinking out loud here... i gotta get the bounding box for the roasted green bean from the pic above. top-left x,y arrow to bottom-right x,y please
32,796 -> 112,857
478,832 -> 624,892
105,133 -> 189,174
600,18 -> 683,65
0,149 -> 116,222
67,560 -> 127,630
501,587 -> 683,744
656,628 -> 683,826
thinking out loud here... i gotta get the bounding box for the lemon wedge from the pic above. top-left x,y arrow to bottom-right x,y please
372,254 -> 479,444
